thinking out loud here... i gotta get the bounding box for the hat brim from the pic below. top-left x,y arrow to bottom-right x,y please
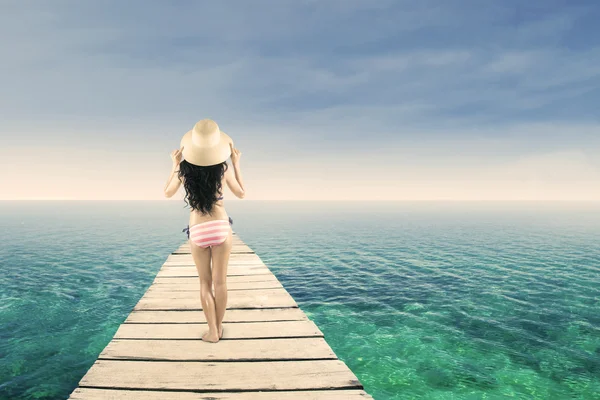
180,130 -> 233,166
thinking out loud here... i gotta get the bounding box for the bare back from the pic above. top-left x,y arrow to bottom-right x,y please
188,177 -> 228,226
188,162 -> 242,226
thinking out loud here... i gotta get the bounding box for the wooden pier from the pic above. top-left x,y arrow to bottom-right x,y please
69,232 -> 373,399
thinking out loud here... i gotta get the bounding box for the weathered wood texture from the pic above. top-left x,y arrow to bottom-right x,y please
68,233 -> 372,399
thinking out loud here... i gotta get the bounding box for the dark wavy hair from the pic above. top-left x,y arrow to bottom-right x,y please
177,160 -> 229,215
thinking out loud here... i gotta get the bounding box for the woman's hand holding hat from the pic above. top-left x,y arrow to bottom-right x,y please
230,142 -> 241,165
171,146 -> 184,166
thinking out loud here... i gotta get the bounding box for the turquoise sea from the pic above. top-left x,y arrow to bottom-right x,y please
1,201 -> 600,400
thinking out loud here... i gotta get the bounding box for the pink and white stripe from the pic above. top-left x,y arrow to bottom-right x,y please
189,219 -> 231,248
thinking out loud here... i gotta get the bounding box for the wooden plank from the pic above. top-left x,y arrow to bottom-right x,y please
173,251 -> 257,255
124,308 -> 308,323
99,337 -> 337,361
147,280 -> 284,291
151,275 -> 281,284
171,250 -> 261,256
175,244 -> 253,252
171,257 -> 265,262
174,249 -> 260,254
141,288 -> 287,299
175,242 -> 248,246
70,388 -> 373,399
166,256 -> 266,264
175,243 -> 251,248
162,260 -> 267,266
176,242 -> 251,247
133,290 -> 298,310
114,320 -> 323,339
160,264 -> 268,270
158,264 -> 270,271
165,258 -> 266,262
162,261 -> 268,267
156,267 -> 272,277
175,242 -> 248,248
77,359 -> 364,392
170,257 -> 266,262
172,248 -> 256,255
168,252 -> 259,261
139,287 -> 290,298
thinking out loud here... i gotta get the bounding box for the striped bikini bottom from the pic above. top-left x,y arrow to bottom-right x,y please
183,217 -> 233,248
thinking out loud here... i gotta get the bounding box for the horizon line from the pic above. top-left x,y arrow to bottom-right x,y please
2,199 -> 600,203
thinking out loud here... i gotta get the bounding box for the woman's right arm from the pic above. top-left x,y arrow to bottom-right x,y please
233,162 -> 245,196
225,162 -> 245,199
225,143 -> 245,199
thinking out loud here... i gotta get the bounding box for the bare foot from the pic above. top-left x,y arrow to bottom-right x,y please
202,330 -> 220,343
218,324 -> 224,339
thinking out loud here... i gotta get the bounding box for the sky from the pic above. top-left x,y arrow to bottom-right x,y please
1,0 -> 599,201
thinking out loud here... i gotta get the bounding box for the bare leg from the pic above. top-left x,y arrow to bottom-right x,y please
190,240 -> 219,343
210,227 -> 232,339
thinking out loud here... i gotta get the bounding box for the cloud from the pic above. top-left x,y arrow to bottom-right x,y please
1,1 -> 600,200
2,1 -> 598,130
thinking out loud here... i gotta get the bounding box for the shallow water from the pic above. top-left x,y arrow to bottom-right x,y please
1,201 -> 599,399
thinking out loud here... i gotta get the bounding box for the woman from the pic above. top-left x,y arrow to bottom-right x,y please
164,119 -> 246,343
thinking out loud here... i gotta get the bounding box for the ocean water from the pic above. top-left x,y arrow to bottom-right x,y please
1,201 -> 600,400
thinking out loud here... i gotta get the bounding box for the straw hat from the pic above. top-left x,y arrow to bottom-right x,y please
180,119 -> 233,166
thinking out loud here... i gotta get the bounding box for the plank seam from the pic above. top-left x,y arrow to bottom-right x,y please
122,320 -> 307,324
155,280 -> 275,285
133,306 -> 299,312
96,357 -> 339,362
76,386 -> 365,393
111,336 -> 325,340
133,307 -> 300,311
171,252 -> 256,255
146,288 -> 286,292
153,273 -> 274,277
159,274 -> 273,279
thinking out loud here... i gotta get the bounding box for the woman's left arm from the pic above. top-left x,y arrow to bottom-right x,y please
164,147 -> 184,198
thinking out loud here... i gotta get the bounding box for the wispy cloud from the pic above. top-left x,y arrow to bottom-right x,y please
1,0 -> 599,200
